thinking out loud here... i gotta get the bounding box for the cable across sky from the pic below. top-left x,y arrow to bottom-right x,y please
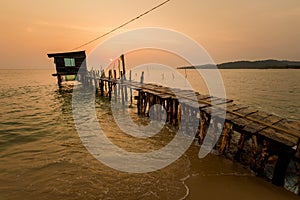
72,0 -> 172,50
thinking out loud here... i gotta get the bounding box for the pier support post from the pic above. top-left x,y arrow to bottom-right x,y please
113,70 -> 117,101
219,122 -> 233,155
198,111 -> 209,145
169,99 -> 174,125
272,150 -> 292,186
140,71 -> 144,84
256,140 -> 269,176
100,70 -> 104,96
250,135 -> 258,171
108,70 -> 112,100
137,90 -> 141,115
295,140 -> 300,195
235,134 -> 248,161
57,75 -> 62,87
174,100 -> 179,126
120,71 -> 125,106
129,70 -> 133,107
141,92 -> 147,116
120,54 -> 126,79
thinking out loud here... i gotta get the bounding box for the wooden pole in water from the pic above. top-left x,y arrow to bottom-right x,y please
120,54 -> 126,80
137,72 -> 145,115
93,70 -> 98,94
137,89 -> 141,115
120,71 -> 125,106
255,140 -> 269,176
108,70 -> 112,100
249,135 -> 258,171
129,70 -> 133,107
120,54 -> 128,102
140,71 -> 144,84
219,123 -> 233,155
104,71 -> 108,94
141,92 -> 145,116
272,149 -> 292,186
124,83 -> 128,103
118,59 -> 121,79
234,134 -> 248,161
169,99 -> 173,124
174,100 -> 179,126
114,70 -> 117,102
100,70 -> 104,96
114,70 -> 117,80
57,75 -> 62,87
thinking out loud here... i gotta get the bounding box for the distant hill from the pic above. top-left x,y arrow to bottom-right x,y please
178,60 -> 300,69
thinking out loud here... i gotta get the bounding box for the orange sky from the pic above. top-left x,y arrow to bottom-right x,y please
0,0 -> 299,69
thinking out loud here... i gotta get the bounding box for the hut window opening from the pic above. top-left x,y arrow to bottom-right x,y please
64,58 -> 75,67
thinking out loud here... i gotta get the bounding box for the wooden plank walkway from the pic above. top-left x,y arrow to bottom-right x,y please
83,72 -> 300,193
48,50 -> 300,194
123,80 -> 300,147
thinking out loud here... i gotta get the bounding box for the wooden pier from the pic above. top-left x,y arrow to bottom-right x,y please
84,69 -> 300,193
48,52 -> 300,194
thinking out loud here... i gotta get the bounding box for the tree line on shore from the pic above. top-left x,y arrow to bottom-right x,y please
177,60 -> 300,69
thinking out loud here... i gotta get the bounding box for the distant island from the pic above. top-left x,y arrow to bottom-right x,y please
177,60 -> 300,69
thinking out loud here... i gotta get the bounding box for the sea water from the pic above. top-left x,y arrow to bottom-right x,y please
0,69 -> 299,199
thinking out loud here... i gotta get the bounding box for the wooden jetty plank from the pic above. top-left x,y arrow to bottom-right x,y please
198,103 -> 209,109
201,106 -> 212,115
197,94 -> 212,100
176,90 -> 197,95
234,112 -> 300,141
275,119 -> 300,131
234,107 -> 258,116
82,69 -> 300,193
124,81 -> 142,86
143,90 -> 163,97
240,112 -> 279,134
231,110 -> 299,140
242,121 -> 266,134
208,107 -> 228,119
259,118 -> 299,146
210,98 -> 234,105
227,104 -> 249,112
201,105 -> 226,116
176,92 -> 197,99
262,114 -> 283,125
180,99 -> 198,109
246,111 -> 271,121
122,79 -> 300,147
198,97 -> 214,105
272,119 -> 300,138
259,128 -> 297,147
123,84 -> 140,90
231,117 -> 251,130
172,88 -> 194,94
158,94 -> 173,99
225,113 -> 241,121
151,89 -> 173,96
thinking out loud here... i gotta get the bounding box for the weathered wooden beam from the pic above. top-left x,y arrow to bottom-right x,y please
129,70 -> 133,107
120,54 -> 126,79
272,152 -> 292,186
120,71 -> 124,105
57,75 -> 62,87
219,122 -> 233,155
256,140 -> 269,176
235,133 -> 249,161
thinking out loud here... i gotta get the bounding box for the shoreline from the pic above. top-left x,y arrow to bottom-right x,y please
183,153 -> 299,200
185,175 -> 298,200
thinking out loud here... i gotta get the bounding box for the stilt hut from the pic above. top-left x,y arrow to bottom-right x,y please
47,51 -> 87,87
